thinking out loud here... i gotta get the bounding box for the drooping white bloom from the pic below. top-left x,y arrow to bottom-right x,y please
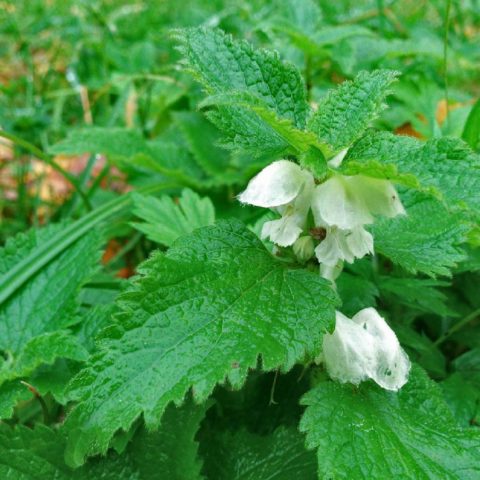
238,160 -> 314,247
314,226 -> 374,280
322,308 -> 411,391
311,174 -> 405,230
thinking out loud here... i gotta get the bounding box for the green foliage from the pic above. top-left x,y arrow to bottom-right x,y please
301,367 -> 480,479
2,3 -> 480,478
372,191 -> 468,277
200,427 -> 316,480
131,189 -> 215,246
64,220 -> 337,466
0,401 -> 205,479
307,70 -> 399,156
175,27 -> 312,157
0,225 -> 99,409
343,133 -> 480,214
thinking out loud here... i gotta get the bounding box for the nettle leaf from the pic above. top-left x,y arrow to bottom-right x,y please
176,27 -> 309,126
176,27 -> 310,156
377,276 -> 454,317
200,427 -> 317,480
336,272 -> 378,318
65,220 -> 337,466
0,381 -> 32,419
300,366 -> 480,479
200,92 -> 320,155
50,127 -> 229,188
372,191 -> 468,277
171,111 -> 231,177
131,189 -> 215,246
0,401 -> 205,479
307,70 -> 398,157
49,127 -> 147,158
342,132 -> 480,214
0,225 -> 99,386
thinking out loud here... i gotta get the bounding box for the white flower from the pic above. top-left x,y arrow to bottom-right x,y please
311,174 -> 405,230
314,226 -> 374,267
322,308 -> 411,391
238,160 -> 314,247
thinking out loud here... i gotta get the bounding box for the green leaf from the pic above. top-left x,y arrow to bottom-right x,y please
462,98 -> 480,151
50,127 -> 228,188
128,399 -> 206,480
172,111 -> 231,177
175,27 -> 309,127
342,132 -> 480,214
200,92 -> 320,155
372,191 -> 468,277
0,225 -> 98,384
65,220 -> 337,465
0,400 -> 206,479
300,366 -> 480,479
307,70 -> 398,156
377,276 -> 454,316
442,373 -> 479,427
131,189 -> 215,246
176,27 -> 310,157
49,127 -> 148,157
336,272 -> 378,317
0,183 -> 171,307
200,427 -> 317,480
0,381 -> 32,420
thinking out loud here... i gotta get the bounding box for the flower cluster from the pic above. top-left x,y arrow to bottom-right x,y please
239,155 -> 410,391
239,155 -> 405,280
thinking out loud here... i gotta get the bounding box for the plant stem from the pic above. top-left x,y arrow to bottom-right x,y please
434,307 -> 480,347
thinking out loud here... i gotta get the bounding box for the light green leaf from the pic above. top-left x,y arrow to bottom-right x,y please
0,225 -> 99,385
200,427 -> 317,480
372,191 -> 468,277
342,132 -> 480,214
307,70 -> 398,156
300,366 -> 480,479
131,189 -> 215,246
65,220 -> 337,466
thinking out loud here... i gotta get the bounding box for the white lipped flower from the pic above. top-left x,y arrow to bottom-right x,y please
238,160 -> 315,247
310,174 -> 405,278
322,308 -> 411,391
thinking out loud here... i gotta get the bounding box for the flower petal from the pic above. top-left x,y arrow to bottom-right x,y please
314,226 -> 373,269
344,226 -> 374,259
322,308 -> 410,391
348,176 -> 406,218
314,228 -> 353,266
238,160 -> 313,208
312,175 -> 373,229
261,216 -> 303,247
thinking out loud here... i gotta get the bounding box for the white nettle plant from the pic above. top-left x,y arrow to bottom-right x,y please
239,154 -> 410,391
